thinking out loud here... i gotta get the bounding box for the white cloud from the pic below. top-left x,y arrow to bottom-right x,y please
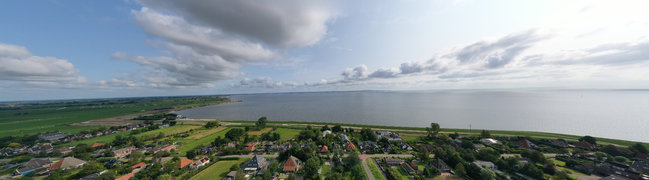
0,43 -> 83,83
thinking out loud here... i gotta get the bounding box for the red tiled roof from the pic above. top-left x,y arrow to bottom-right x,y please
345,142 -> 356,150
131,162 -> 146,169
91,142 -> 105,148
179,158 -> 193,168
321,145 -> 328,152
282,156 -> 299,172
115,173 -> 135,180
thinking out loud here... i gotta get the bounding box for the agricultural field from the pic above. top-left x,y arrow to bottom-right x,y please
189,159 -> 246,180
136,125 -> 202,138
246,128 -> 272,136
0,96 -> 228,138
187,127 -> 228,139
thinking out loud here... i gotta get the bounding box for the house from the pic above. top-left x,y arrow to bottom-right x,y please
631,159 -> 649,175
224,171 -> 238,180
550,139 -> 569,148
115,173 -> 135,180
400,142 -> 413,151
113,146 -> 136,158
345,142 -> 356,151
55,146 -> 73,155
200,145 -> 218,155
358,141 -> 379,151
243,142 -> 257,151
91,142 -> 105,148
151,144 -> 176,153
226,142 -> 237,148
282,156 -> 301,172
480,138 -> 501,146
430,159 -> 451,173
244,155 -> 267,172
38,132 -> 68,142
416,144 -> 435,154
376,131 -> 404,141
80,170 -> 107,180
131,162 -> 146,169
49,157 -> 86,170
575,141 -> 597,150
14,158 -> 52,175
341,134 -> 350,142
320,145 -> 328,152
28,143 -> 54,155
512,139 -> 537,149
158,124 -> 169,129
385,158 -> 404,166
179,158 -> 193,168
473,160 -> 496,170
322,130 -> 332,137
401,162 -> 417,175
191,157 -> 210,169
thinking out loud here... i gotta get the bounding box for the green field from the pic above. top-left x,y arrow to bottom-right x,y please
136,125 -> 202,138
177,127 -> 239,155
0,96 -> 228,138
189,159 -> 246,180
367,159 -> 386,180
274,128 -> 301,141
58,130 -> 130,147
224,120 -> 648,147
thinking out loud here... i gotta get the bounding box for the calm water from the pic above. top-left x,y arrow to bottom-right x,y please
177,90 -> 649,142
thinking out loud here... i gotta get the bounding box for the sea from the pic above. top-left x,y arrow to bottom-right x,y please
176,90 -> 649,143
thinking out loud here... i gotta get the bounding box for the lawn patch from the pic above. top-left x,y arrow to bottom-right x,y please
190,159 -> 246,180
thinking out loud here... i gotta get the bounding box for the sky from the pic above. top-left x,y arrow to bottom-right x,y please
1,0 -> 649,101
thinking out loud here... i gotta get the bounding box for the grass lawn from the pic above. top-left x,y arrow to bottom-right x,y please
274,128 -> 301,141
367,159 -> 386,180
187,127 -> 228,139
247,128 -> 272,136
392,167 -> 410,180
552,159 -> 566,167
401,135 -> 421,142
190,159 -> 246,180
137,125 -> 202,138
321,163 -> 331,178
178,127 -> 239,155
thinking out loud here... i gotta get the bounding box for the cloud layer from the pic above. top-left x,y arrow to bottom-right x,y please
116,0 -> 337,88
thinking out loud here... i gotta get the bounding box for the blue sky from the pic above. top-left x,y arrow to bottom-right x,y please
2,0 -> 649,101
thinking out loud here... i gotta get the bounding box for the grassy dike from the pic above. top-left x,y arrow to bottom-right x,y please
222,120 -> 648,147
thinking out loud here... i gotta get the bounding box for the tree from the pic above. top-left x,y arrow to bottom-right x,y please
480,130 -> 491,138
204,121 -> 220,129
304,158 -> 320,179
321,125 -> 330,131
256,116 -> 268,129
225,128 -> 245,141
129,151 -> 145,162
479,168 -> 495,180
74,162 -> 104,179
186,149 -> 197,159
157,174 -> 172,180
96,171 -> 116,180
325,172 -> 343,180
332,125 -> 343,133
350,165 -> 366,180
344,151 -> 361,169
235,171 -> 245,180
360,128 -> 377,141
430,123 -> 440,138
579,135 -> 597,145
477,147 -> 499,162
423,167 -> 440,178
418,147 -> 431,162
454,163 -> 467,177
631,143 -> 649,154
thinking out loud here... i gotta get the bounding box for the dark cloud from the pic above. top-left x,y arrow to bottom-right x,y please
453,29 -> 544,68
118,1 -> 337,88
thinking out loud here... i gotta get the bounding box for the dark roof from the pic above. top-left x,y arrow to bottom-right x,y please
599,175 -> 631,180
